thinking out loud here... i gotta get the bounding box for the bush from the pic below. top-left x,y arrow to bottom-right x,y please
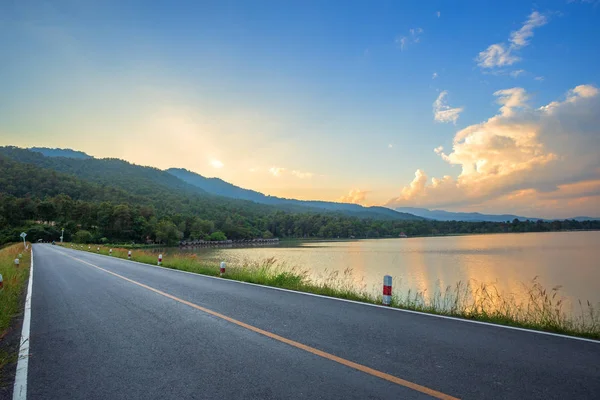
74,230 -> 93,244
208,231 -> 227,241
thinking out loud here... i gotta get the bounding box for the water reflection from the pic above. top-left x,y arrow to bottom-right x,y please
178,231 -> 600,316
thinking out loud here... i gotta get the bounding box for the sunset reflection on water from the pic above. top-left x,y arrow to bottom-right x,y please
182,231 -> 600,316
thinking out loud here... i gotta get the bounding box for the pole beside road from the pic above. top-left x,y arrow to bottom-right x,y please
128,250 -> 132,260
383,275 -> 392,306
220,261 -> 226,276
158,254 -> 163,266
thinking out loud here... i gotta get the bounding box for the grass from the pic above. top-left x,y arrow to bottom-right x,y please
0,243 -> 30,377
63,243 -> 600,340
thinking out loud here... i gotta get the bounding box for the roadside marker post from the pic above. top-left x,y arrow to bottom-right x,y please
383,275 -> 392,306
97,247 -> 100,253
0,274 -> 3,290
109,249 -> 113,256
128,250 -> 132,260
220,261 -> 226,276
14,258 -> 20,268
158,254 -> 163,266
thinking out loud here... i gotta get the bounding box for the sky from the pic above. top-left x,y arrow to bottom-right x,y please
1,0 -> 599,218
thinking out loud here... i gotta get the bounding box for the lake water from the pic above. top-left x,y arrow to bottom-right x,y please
179,231 -> 600,313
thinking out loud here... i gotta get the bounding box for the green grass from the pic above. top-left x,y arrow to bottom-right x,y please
0,243 -> 30,377
63,243 -> 600,340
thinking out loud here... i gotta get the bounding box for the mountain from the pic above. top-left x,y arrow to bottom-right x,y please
394,207 -> 540,222
167,168 -> 422,221
570,216 -> 600,222
0,147 -> 421,221
30,147 -> 92,159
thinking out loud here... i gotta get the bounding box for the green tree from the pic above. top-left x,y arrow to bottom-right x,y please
74,230 -> 93,244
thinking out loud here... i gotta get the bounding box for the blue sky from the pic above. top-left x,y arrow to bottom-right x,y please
1,0 -> 599,217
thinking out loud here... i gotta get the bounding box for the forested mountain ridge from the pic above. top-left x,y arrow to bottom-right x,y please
1,147 -> 598,245
168,168 -> 419,221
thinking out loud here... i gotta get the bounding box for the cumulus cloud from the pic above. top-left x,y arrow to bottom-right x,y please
338,189 -> 369,205
477,11 -> 548,69
433,91 -> 464,124
396,28 -> 423,51
432,72 -> 438,79
387,84 -> 600,216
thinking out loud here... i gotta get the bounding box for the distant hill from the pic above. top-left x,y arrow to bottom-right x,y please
0,147 -> 421,221
571,216 -> 600,222
394,207 -> 539,222
394,207 -> 599,222
30,147 -> 92,159
168,168 -> 422,221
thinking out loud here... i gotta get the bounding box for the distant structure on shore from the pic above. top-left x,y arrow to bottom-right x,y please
399,232 -> 408,238
179,238 -> 280,248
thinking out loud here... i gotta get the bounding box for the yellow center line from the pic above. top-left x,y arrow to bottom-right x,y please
60,250 -> 460,400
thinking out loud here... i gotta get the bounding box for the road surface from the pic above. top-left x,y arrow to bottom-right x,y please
22,244 -> 600,399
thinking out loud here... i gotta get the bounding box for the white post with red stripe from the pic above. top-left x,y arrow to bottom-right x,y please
158,254 -> 163,266
0,274 -> 3,290
383,275 -> 392,306
220,261 -> 226,276
128,250 -> 132,260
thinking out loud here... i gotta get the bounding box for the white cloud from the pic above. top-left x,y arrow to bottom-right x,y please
494,87 -> 529,116
387,84 -> 600,216
388,144 -> 393,148
338,189 -> 368,205
437,11 -> 441,18
269,166 -> 313,179
477,43 -> 520,68
535,76 -> 545,81
291,170 -> 313,179
396,28 -> 423,51
510,69 -> 525,78
477,12 -> 548,69
210,159 -> 224,168
432,72 -> 438,79
433,91 -> 464,124
269,166 -> 285,177
509,11 -> 548,48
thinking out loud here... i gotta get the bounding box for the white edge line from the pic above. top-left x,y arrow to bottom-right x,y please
13,246 -> 33,400
58,246 -> 599,344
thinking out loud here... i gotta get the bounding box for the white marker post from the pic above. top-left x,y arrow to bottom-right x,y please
158,254 -> 163,266
0,274 -> 3,290
14,258 -> 20,268
220,261 -> 226,276
383,275 -> 392,306
128,250 -> 132,260
20,232 -> 27,249
97,247 -> 100,253
109,249 -> 113,256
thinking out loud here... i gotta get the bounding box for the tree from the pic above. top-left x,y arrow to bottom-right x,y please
155,220 -> 183,245
208,231 -> 227,241
74,230 -> 93,244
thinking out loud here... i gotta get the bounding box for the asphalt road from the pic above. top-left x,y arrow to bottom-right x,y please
25,244 -> 599,399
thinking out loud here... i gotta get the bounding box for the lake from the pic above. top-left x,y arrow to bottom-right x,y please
178,231 -> 600,313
